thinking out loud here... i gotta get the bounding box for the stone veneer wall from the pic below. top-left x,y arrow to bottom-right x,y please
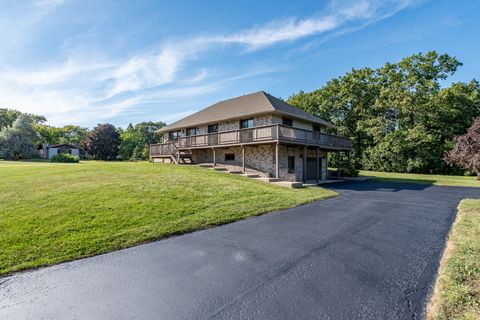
218,120 -> 239,132
191,149 -> 212,163
254,114 -> 273,127
217,114 -> 273,132
191,144 -> 327,182
191,145 -> 275,177
278,146 -> 327,181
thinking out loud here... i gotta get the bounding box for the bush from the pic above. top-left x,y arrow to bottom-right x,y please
50,153 -> 80,163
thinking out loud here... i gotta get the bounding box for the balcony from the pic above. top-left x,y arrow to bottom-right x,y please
150,124 -> 352,156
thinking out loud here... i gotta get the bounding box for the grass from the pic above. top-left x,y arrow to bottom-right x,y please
0,160 -> 336,276
360,170 -> 480,188
427,199 -> 480,320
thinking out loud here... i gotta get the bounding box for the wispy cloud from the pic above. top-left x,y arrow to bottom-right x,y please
0,0 -> 420,126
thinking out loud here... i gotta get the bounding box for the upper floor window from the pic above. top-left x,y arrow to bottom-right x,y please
282,117 -> 293,126
208,124 -> 218,133
240,118 -> 254,129
313,124 -> 321,132
169,131 -> 181,140
186,127 -> 199,136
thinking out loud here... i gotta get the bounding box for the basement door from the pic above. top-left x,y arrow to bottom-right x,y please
306,157 -> 322,180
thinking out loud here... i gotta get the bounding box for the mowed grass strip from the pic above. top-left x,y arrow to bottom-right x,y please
0,161 -> 336,276
360,170 -> 480,188
428,199 -> 480,320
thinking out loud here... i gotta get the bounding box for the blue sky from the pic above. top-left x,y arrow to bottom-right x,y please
0,0 -> 479,128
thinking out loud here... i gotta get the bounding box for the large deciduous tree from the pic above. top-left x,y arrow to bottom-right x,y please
445,117 -> 480,178
0,108 -> 46,130
0,114 -> 40,160
118,121 -> 165,160
82,124 -> 120,160
288,51 -> 480,174
37,125 -> 88,145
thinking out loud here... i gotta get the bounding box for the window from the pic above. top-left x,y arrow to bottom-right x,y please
168,131 -> 181,140
186,127 -> 199,136
282,117 -> 293,126
208,124 -> 218,133
225,153 -> 235,161
240,118 -> 254,129
312,124 -> 321,132
288,156 -> 295,173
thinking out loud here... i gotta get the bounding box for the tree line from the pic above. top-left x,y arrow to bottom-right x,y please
0,108 -> 165,161
1,51 -> 478,176
288,51 -> 480,176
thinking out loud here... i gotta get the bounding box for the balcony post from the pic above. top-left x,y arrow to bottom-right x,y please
242,146 -> 245,172
316,147 -> 320,184
324,151 -> 328,180
303,146 -> 307,183
337,151 -> 341,180
275,142 -> 279,179
348,151 -> 351,176
213,148 -> 216,167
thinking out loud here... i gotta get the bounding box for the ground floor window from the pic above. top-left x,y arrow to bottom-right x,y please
225,153 -> 235,161
288,156 -> 295,173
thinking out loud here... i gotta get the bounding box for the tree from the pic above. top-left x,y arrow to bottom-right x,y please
118,121 -> 164,160
37,125 -> 88,145
82,124 -> 120,160
445,117 -> 480,178
0,114 -> 40,160
134,121 -> 165,145
288,51 -> 480,174
118,123 -> 140,160
0,108 -> 46,130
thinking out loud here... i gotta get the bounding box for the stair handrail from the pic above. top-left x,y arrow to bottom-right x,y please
170,142 -> 180,163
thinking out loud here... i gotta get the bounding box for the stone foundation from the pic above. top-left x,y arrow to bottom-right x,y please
190,144 -> 328,182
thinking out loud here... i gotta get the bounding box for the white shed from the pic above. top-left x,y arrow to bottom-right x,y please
40,144 -> 81,159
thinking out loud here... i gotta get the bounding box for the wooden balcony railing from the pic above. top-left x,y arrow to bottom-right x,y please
149,142 -> 180,162
150,124 -> 352,156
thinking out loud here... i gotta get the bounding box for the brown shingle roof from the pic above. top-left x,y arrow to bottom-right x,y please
158,91 -> 333,132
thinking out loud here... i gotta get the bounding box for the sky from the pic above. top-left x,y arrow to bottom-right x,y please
0,0 -> 479,128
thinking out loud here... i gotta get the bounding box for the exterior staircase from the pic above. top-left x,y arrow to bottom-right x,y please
150,141 -> 195,165
176,152 -> 195,164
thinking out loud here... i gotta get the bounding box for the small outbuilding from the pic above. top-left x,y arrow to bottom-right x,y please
40,143 -> 81,159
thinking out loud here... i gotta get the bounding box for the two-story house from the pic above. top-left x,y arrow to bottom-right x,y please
150,91 -> 352,183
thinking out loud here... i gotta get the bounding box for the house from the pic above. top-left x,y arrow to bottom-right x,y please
40,143 -> 81,159
150,91 -> 352,183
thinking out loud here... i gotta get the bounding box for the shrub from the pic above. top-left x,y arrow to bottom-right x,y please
50,153 -> 80,163
445,117 -> 480,179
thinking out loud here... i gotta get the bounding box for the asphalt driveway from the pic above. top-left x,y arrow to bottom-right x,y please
1,181 -> 478,320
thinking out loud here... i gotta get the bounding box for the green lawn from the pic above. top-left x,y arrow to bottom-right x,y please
0,161 -> 336,276
428,199 -> 480,320
360,170 -> 480,188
